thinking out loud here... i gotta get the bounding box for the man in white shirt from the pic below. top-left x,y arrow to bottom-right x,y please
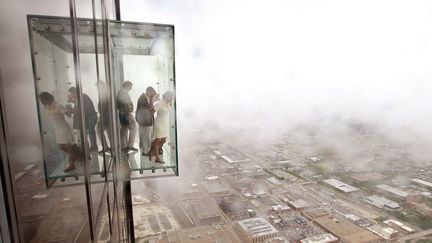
116,81 -> 137,151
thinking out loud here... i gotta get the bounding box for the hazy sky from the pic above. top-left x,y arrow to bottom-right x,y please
1,0 -> 432,158
121,0 -> 432,136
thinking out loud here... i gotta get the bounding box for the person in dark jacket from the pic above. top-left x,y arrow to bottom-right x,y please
136,86 -> 157,156
66,86 -> 98,151
95,81 -> 111,153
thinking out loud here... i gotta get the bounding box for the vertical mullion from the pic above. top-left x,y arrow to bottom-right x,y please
68,0 -> 95,240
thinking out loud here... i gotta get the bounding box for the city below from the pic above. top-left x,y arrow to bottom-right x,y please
129,124 -> 432,243
13,123 -> 432,243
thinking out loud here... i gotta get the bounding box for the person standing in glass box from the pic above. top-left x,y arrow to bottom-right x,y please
136,86 -> 158,156
66,86 -> 98,152
95,81 -> 111,154
149,91 -> 174,163
39,92 -> 80,172
116,81 -> 138,152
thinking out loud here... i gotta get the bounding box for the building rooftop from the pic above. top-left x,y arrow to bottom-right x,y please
220,155 -> 251,163
267,177 -> 282,186
365,195 -> 400,209
410,178 -> 432,189
302,208 -> 330,219
383,219 -> 415,233
201,180 -> 232,195
160,225 -> 241,243
376,184 -> 408,198
367,224 -> 398,240
323,179 -> 359,193
422,192 -> 432,199
300,233 -> 338,243
313,216 -> 381,243
237,217 -> 279,238
287,199 -> 312,209
189,198 -> 221,221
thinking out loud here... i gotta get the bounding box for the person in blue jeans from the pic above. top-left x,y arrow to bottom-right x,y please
116,81 -> 137,152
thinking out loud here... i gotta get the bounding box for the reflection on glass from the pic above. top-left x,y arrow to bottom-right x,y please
38,92 -> 80,172
96,81 -> 111,153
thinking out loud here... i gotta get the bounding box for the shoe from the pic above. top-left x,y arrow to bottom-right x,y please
64,164 -> 75,172
128,147 -> 138,152
98,147 -> 111,154
155,156 -> 165,164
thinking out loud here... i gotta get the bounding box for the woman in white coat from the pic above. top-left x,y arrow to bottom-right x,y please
39,92 -> 79,171
149,91 -> 174,163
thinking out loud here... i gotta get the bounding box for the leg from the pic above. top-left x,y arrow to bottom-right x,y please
120,125 -> 128,149
141,126 -> 153,155
148,138 -> 158,161
154,138 -> 165,163
127,116 -> 137,149
96,119 -> 109,152
60,143 -> 76,171
104,123 -> 111,147
88,118 -> 98,151
138,125 -> 145,150
159,137 -> 166,155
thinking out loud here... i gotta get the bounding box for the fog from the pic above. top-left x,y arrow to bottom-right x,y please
123,0 -> 432,144
1,0 -> 432,164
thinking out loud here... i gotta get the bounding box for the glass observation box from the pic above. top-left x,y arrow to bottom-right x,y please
28,15 -> 178,187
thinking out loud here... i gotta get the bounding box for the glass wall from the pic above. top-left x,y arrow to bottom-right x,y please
28,16 -> 177,187
109,20 -> 178,177
25,10 -> 177,242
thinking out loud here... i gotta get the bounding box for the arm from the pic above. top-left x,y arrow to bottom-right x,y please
64,104 -> 73,117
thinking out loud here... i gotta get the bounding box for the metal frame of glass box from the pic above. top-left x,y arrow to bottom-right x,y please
27,14 -> 178,187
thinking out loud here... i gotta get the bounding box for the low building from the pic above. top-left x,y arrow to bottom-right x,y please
287,199 -> 312,211
235,217 -> 279,243
383,219 -> 416,233
365,195 -> 400,209
267,177 -> 282,186
302,208 -> 330,220
345,214 -> 360,222
188,198 -> 222,226
421,191 -> 432,200
270,204 -> 291,214
300,233 -> 338,243
220,155 -> 251,164
158,225 -> 241,243
201,180 -> 232,197
367,224 -> 398,240
375,184 -> 408,199
313,215 -> 381,243
410,178 -> 432,190
323,179 -> 359,193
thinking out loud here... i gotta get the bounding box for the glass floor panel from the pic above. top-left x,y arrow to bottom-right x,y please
125,143 -> 176,174
48,151 -> 108,180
